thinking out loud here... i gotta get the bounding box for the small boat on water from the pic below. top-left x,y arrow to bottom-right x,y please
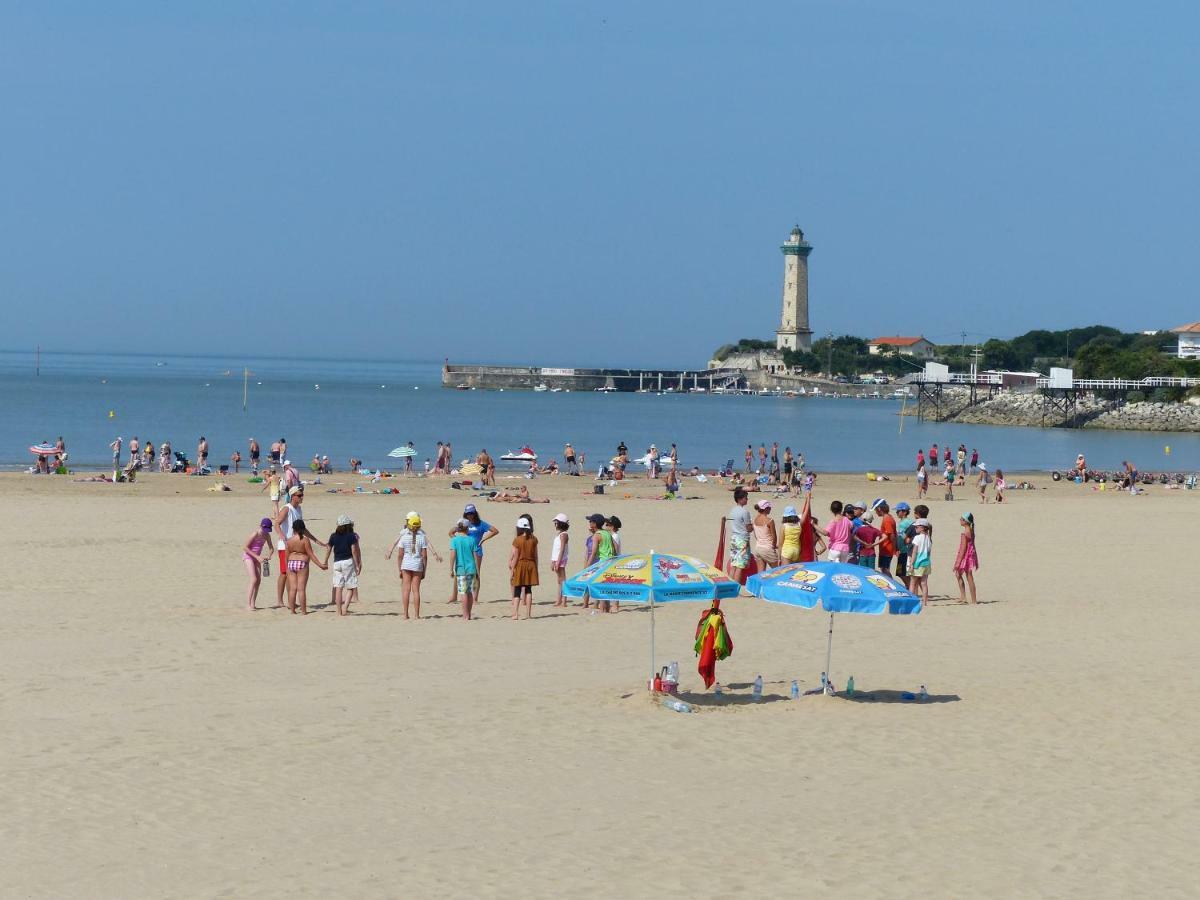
594,386 -> 618,393
500,446 -> 538,462
533,384 -> 549,392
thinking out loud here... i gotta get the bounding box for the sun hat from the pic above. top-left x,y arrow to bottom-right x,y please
978,463 -> 987,471
463,503 -> 478,514
895,501 -> 911,512
407,513 -> 422,527
288,486 -> 302,497
517,516 -> 532,529
914,518 -> 930,528
871,497 -> 885,510
260,517 -> 273,530
457,518 -> 469,529
783,505 -> 798,517
587,513 -> 606,526
756,500 -> 772,511
406,510 -> 418,519
336,514 -> 353,526
861,511 -> 874,523
855,501 -> 868,512
553,513 -> 569,524
283,459 -> 291,466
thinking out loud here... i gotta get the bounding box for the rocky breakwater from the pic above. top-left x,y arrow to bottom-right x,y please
1085,400 -> 1200,432
906,389 -> 1200,431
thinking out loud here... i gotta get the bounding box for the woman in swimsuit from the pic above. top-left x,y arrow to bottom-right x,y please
285,520 -> 327,615
751,500 -> 780,571
242,517 -> 273,611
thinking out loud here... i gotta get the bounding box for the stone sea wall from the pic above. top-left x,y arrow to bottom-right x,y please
905,388 -> 1200,432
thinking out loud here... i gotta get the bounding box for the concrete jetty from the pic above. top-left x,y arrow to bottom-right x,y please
442,362 -> 751,393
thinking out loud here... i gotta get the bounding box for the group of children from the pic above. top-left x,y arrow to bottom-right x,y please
241,497 -> 633,621
916,454 -> 1006,505
822,498 -> 980,606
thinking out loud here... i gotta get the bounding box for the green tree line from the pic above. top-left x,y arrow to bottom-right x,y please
714,326 -> 1198,383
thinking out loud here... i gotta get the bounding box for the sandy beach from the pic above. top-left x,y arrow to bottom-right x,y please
2,469 -> 1197,898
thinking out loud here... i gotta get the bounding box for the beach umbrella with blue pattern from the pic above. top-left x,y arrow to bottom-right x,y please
746,562 -> 921,694
564,552 -> 740,685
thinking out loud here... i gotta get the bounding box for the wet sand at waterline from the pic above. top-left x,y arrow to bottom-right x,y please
2,471 -> 1195,898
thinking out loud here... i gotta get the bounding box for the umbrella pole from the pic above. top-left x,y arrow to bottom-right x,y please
824,612 -> 835,695
650,594 -> 657,690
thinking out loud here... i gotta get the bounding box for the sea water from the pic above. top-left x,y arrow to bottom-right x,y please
0,350 -> 1196,472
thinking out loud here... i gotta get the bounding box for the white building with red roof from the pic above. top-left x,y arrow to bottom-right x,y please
867,335 -> 937,358
1172,322 -> 1200,359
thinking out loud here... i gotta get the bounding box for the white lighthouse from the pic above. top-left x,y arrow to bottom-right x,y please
775,225 -> 813,352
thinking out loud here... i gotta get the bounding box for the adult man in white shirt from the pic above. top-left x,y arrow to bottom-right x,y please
726,487 -> 753,584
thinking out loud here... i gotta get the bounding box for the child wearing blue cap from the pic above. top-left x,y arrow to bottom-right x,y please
893,502 -> 912,579
779,505 -> 802,564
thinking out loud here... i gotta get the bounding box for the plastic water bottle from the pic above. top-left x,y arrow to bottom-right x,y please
714,683 -> 723,696
918,684 -> 929,701
752,675 -> 763,700
261,558 -> 270,577
790,680 -> 799,700
901,690 -> 916,701
846,675 -> 856,697
661,697 -> 694,714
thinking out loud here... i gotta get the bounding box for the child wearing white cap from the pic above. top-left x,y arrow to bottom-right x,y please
550,514 -> 570,607
327,514 -> 362,616
509,515 -> 539,620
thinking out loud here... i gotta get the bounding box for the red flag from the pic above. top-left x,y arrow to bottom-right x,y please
799,493 -> 816,563
713,516 -> 726,569
715,516 -> 757,584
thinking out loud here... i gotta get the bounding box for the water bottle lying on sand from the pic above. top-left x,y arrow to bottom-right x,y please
661,698 -> 694,714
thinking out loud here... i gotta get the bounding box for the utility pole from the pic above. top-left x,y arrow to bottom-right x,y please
825,330 -> 833,378
960,331 -> 967,362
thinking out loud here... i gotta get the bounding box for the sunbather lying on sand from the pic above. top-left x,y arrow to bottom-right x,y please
489,485 -> 550,503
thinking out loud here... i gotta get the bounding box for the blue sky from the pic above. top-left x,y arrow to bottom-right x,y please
3,2 -> 1198,367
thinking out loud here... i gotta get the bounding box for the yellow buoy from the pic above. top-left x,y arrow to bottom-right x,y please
108,410 -> 115,418
1165,445 -> 1171,455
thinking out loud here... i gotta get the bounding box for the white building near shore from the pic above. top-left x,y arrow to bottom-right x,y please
1171,322 -> 1200,358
